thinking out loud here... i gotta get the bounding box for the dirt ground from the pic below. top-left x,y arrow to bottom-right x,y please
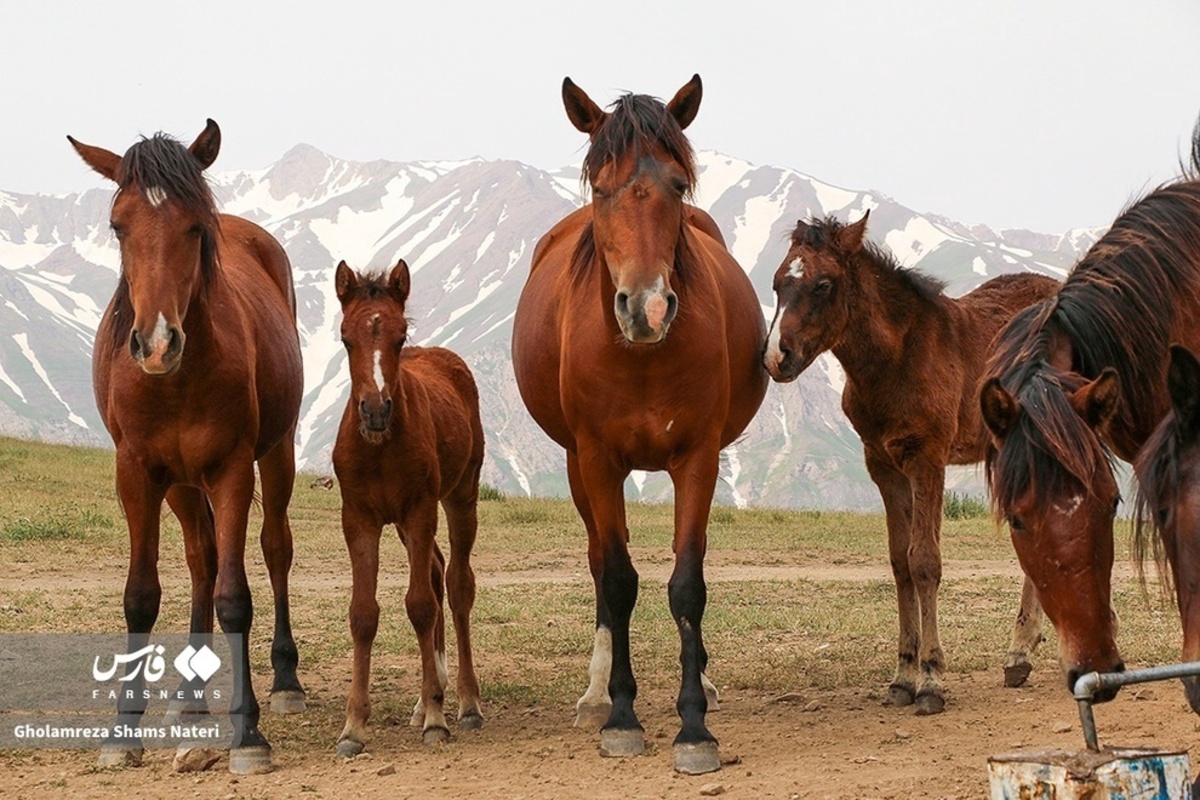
2,555 -> 1198,800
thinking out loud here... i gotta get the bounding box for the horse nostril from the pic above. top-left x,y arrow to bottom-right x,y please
615,291 -> 630,317
663,292 -> 678,326
165,327 -> 183,360
359,400 -> 369,417
129,329 -> 145,360
382,398 -> 393,417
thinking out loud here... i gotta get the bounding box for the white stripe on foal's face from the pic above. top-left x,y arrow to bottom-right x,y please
764,304 -> 785,367
786,255 -> 805,279
372,350 -> 385,392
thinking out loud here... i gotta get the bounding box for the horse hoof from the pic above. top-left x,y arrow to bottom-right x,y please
674,741 -> 721,775
98,744 -> 142,768
885,684 -> 915,707
228,745 -> 273,775
458,710 -> 484,731
335,738 -> 364,759
599,728 -> 645,757
574,702 -> 612,730
270,690 -> 307,715
422,725 -> 451,746
914,691 -> 945,716
1003,661 -> 1033,688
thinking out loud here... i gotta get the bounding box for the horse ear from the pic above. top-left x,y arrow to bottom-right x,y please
666,74 -> 703,130
389,259 -> 411,303
334,260 -> 357,302
837,211 -> 870,254
562,78 -> 605,135
1073,367 -> 1121,428
188,119 -> 221,171
67,136 -> 121,182
1168,344 -> 1200,431
980,378 -> 1020,439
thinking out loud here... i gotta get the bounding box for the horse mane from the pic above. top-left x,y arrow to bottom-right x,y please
797,216 -> 947,301
581,93 -> 697,197
1133,409 -> 1180,595
108,133 -> 221,345
985,173 -> 1200,515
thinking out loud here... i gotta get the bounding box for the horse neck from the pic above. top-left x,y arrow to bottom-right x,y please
830,254 -> 941,379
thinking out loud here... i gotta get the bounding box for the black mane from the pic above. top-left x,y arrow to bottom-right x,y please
581,92 -> 697,195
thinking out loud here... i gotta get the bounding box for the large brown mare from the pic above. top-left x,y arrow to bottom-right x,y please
1135,345 -> 1200,712
69,120 -> 305,773
512,75 -> 767,774
332,259 -> 484,756
763,212 -> 1060,713
980,137 -> 1200,700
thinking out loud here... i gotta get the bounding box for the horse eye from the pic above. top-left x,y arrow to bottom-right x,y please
591,186 -> 609,199
1008,515 -> 1026,532
814,280 -> 832,296
341,338 -> 353,352
671,179 -> 688,194
188,225 -> 203,238
110,224 -> 125,239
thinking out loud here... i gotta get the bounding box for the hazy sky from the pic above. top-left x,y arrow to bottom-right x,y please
9,1 -> 1200,232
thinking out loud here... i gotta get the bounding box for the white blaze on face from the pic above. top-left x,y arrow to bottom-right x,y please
372,350 -> 385,392
145,186 -> 167,208
152,312 -> 169,347
786,255 -> 805,279
765,303 -> 785,368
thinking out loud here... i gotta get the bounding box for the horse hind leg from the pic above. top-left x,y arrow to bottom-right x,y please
443,478 -> 483,730
1003,575 -> 1044,687
257,434 -> 306,714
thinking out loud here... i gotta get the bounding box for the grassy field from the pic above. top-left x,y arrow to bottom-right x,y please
0,434 -> 1183,710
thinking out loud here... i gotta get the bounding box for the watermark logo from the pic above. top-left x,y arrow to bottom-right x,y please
92,645 -> 167,683
90,643 -> 222,684
174,645 -> 221,682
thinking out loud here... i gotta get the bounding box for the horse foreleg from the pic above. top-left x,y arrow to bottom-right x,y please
336,505 -> 381,757
257,435 -> 305,714
1004,574 -> 1045,687
567,451 -> 614,730
163,485 -> 216,723
404,501 -> 452,745
99,453 -> 165,768
866,453 -> 919,708
444,481 -> 483,729
666,449 -> 721,775
209,456 -> 272,774
907,457 -> 947,715
409,539 -> 449,728
577,448 -> 642,758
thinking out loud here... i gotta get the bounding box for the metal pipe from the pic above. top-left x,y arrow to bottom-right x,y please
1072,660 -> 1200,751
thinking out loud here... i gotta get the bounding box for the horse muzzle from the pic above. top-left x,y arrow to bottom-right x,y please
614,287 -> 677,344
358,398 -> 393,440
1067,660 -> 1125,704
763,346 -> 803,383
129,323 -> 185,376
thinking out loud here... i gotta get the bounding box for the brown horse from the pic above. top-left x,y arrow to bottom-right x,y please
1135,345 -> 1200,712
69,120 -> 305,774
512,75 -> 767,774
763,212 -> 1059,713
332,259 -> 484,756
980,136 -> 1200,700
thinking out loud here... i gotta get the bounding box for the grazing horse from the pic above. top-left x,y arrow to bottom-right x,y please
512,75 -> 767,774
1135,345 -> 1200,712
763,213 -> 1060,713
69,120 -> 305,774
980,136 -> 1200,699
332,260 -> 484,756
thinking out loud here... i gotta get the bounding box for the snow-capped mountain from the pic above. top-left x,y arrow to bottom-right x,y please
0,146 -> 1099,509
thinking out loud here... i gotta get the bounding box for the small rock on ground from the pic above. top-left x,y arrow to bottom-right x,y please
699,783 -> 726,796
173,745 -> 220,773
